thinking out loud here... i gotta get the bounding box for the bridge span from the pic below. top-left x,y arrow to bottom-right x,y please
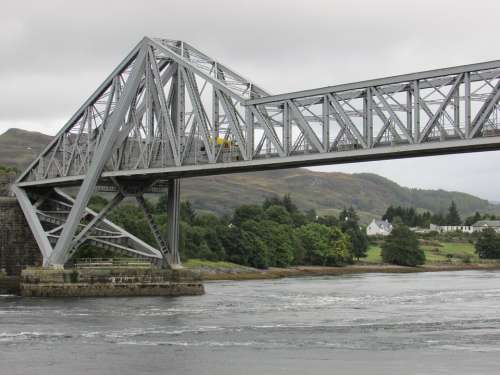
12,37 -> 500,268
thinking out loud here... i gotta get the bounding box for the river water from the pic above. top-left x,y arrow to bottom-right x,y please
1,270 -> 500,374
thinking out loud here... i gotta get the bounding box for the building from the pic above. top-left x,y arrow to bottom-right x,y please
471,220 -> 500,233
367,219 -> 393,236
429,224 -> 474,233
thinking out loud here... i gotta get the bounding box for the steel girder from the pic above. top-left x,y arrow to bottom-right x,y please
12,37 -> 500,267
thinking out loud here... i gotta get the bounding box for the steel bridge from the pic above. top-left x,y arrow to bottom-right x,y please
13,37 -> 500,268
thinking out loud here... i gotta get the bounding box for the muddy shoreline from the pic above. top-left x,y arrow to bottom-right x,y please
194,263 -> 500,281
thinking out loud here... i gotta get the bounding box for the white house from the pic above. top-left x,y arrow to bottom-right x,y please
429,224 -> 474,233
472,220 -> 500,233
367,219 -> 393,236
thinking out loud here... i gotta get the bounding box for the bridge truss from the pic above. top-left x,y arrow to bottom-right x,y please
13,37 -> 500,267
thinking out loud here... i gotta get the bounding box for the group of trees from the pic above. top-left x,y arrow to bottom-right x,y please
82,194 -> 500,269
383,201 -> 463,227
464,212 -> 499,226
382,206 -> 433,227
383,202 -> 500,229
85,194 -> 369,269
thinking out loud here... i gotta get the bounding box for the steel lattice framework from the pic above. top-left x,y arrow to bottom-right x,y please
13,37 -> 500,268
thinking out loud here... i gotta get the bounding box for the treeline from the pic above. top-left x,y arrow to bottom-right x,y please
383,201 -> 498,227
84,194 -> 368,268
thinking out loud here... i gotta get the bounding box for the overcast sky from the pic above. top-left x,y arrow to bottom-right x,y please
1,0 -> 500,200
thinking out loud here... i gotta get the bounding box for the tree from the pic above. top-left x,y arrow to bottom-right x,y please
180,201 -> 197,224
381,222 -> 425,266
232,204 -> 263,226
475,228 -> 500,259
264,205 -> 293,225
383,205 -> 433,228
222,225 -> 269,268
345,227 -> 369,260
282,193 -> 298,214
446,201 -> 461,226
329,227 -> 352,265
296,223 -> 351,266
339,207 -> 368,260
296,223 -> 332,265
243,220 -> 296,267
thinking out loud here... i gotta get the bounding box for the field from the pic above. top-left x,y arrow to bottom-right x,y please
364,240 -> 479,264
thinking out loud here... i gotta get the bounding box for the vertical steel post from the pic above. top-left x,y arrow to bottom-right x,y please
245,107 -> 254,159
322,95 -> 330,152
406,88 -> 413,136
167,178 -> 181,266
454,82 -> 460,137
464,72 -> 471,138
413,80 -> 420,142
283,102 -> 291,155
364,89 -> 373,148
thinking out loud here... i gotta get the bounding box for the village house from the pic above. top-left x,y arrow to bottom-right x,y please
366,219 -> 393,236
471,220 -> 500,233
429,224 -> 474,233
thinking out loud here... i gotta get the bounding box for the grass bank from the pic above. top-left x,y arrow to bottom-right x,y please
184,241 -> 500,281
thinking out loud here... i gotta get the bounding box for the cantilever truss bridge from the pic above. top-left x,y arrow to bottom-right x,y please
13,37 -> 500,268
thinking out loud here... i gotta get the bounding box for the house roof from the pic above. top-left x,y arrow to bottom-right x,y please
372,219 -> 392,231
472,220 -> 500,228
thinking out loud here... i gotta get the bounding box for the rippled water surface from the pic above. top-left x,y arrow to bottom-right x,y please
1,270 -> 500,374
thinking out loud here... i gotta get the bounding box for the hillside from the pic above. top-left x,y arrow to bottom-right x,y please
180,169 -> 497,221
1,128 -> 498,221
0,128 -> 53,170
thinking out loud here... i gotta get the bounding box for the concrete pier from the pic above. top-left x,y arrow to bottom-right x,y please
0,197 -> 42,276
20,267 -> 204,297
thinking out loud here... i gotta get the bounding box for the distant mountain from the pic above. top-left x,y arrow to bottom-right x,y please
0,128 -> 52,171
1,128 -> 499,222
180,169 -> 498,221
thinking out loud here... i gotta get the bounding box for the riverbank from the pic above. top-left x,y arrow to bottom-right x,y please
184,259 -> 500,281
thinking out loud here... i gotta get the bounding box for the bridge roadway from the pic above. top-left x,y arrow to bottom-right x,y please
12,37 -> 500,267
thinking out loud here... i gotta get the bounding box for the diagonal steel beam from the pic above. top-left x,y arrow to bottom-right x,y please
372,87 -> 414,143
69,191 -> 124,253
18,40 -> 145,183
136,195 -> 171,268
287,100 -> 325,153
469,80 -> 500,138
48,44 -> 148,266
181,66 -> 215,162
12,185 -> 53,264
53,188 -> 162,259
148,38 -> 248,102
327,93 -> 367,148
249,106 -> 285,156
147,49 -> 180,165
419,73 -> 464,143
217,89 -> 249,160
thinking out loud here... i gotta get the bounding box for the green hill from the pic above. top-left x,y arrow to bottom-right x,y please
1,128 -> 498,222
179,169 -> 497,221
0,128 -> 52,171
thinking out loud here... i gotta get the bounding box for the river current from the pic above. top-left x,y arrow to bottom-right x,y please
1,270 -> 500,374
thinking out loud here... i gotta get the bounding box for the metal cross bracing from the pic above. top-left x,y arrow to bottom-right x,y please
12,37 -> 500,268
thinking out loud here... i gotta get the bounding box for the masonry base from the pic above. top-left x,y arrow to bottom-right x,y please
19,267 -> 204,297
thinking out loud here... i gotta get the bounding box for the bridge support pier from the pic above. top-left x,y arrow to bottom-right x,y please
167,178 -> 181,267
